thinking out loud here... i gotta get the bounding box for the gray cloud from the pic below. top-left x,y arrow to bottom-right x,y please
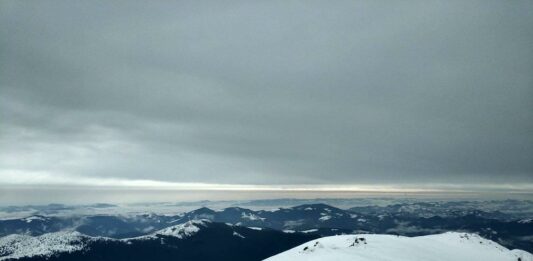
1,0 -> 532,187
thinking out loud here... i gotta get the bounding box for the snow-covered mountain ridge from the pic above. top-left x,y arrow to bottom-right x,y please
0,220 -> 208,260
0,219 -> 319,261
265,232 -> 533,261
127,219 -> 207,240
0,231 -> 89,260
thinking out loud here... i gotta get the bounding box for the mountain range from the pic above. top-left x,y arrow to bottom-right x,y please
1,202 -> 532,260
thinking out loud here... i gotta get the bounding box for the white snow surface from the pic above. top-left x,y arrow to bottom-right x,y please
0,220 -> 210,260
241,212 -> 265,221
248,227 -> 263,230
0,231 -> 88,260
232,231 -> 245,239
318,215 -> 331,221
265,232 -> 533,261
136,219 -> 207,240
22,216 -> 46,223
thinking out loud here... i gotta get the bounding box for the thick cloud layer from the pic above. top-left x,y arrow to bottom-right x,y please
1,0 -> 532,188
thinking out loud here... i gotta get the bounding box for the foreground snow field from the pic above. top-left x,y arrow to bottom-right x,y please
265,232 -> 533,261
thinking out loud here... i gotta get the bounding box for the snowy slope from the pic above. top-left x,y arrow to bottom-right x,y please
265,232 -> 533,261
131,219 -> 207,240
0,231 -> 89,260
0,220 -> 208,260
0,219 -> 317,261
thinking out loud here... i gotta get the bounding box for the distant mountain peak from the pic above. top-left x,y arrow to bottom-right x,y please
292,203 -> 341,211
151,219 -> 209,239
190,207 -> 216,215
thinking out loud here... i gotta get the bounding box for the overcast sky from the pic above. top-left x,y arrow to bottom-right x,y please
1,0 -> 532,192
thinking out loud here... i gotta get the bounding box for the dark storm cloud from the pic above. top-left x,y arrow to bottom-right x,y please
1,0 -> 532,186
